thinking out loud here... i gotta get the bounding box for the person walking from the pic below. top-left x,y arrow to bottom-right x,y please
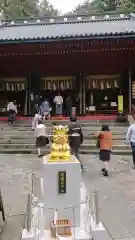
96,124 -> 112,177
39,98 -> 51,120
53,93 -> 63,116
68,116 -> 83,169
7,100 -> 17,124
126,123 -> 135,169
32,101 -> 39,117
32,109 -> 41,131
35,119 -> 49,157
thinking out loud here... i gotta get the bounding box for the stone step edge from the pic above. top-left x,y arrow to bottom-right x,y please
0,143 -> 129,147
0,149 -> 131,155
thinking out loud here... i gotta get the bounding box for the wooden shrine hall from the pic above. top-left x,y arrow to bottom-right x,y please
0,13 -> 135,115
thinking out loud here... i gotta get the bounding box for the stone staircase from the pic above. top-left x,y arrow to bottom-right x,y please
0,120 -> 131,155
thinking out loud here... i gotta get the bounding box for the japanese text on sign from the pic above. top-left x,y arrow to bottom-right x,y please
58,171 -> 66,194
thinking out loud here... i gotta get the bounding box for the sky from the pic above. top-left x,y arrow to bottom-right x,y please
50,0 -> 85,14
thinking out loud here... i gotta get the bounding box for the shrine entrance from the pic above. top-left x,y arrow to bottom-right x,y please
85,74 -> 121,114
40,76 -> 77,116
0,78 -> 26,115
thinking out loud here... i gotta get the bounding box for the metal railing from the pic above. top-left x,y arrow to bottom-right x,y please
90,189 -> 100,225
25,193 -> 32,232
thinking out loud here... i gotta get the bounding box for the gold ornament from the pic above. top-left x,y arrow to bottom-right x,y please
49,125 -> 71,161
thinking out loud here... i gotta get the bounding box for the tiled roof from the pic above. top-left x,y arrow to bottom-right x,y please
0,13 -> 135,43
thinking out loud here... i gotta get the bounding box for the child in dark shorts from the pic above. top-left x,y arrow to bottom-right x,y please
96,124 -> 112,177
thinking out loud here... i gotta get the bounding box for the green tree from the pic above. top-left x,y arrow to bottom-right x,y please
71,0 -> 109,15
70,0 -> 135,15
39,0 -> 60,17
0,0 -> 39,19
0,0 -> 60,19
117,0 -> 135,12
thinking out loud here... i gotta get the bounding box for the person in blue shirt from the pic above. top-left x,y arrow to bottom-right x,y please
39,98 -> 51,120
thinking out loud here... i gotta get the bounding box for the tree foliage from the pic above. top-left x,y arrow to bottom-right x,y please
0,0 -> 59,19
70,0 -> 135,15
39,0 -> 60,17
0,0 -> 39,19
117,0 -> 135,12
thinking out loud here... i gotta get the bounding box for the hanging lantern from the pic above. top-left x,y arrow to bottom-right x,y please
11,83 -> 14,91
114,80 -> 118,88
48,81 -> 51,90
53,81 -> 56,90
92,80 -> 96,88
17,83 -> 20,91
22,83 -> 25,91
60,81 -> 63,90
6,82 -> 9,91
66,80 -> 69,89
90,93 -> 94,105
101,80 -> 104,89
106,81 -> 110,89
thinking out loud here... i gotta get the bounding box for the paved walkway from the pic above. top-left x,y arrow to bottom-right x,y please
82,154 -> 135,240
0,154 -> 42,240
0,154 -> 135,239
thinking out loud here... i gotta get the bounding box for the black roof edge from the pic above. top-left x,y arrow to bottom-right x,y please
1,34 -> 135,45
4,17 -> 130,28
129,12 -> 135,20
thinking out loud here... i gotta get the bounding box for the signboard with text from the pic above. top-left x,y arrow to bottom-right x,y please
58,171 -> 66,194
118,95 -> 123,113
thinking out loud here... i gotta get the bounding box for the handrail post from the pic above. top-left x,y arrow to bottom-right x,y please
26,193 -> 32,232
94,189 -> 99,225
31,173 -> 35,195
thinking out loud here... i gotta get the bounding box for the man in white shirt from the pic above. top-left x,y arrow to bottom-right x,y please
35,119 -> 49,157
54,93 -> 63,115
7,100 -> 17,124
126,123 -> 135,168
7,100 -> 17,113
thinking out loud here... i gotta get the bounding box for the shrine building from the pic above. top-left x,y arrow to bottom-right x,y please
0,12 -> 135,116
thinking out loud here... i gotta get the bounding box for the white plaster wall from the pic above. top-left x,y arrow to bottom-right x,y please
43,160 -> 81,229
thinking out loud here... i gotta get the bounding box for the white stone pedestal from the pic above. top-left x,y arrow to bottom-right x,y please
43,155 -> 81,229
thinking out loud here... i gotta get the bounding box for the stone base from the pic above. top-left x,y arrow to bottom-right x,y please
21,182 -> 92,240
21,178 -> 108,240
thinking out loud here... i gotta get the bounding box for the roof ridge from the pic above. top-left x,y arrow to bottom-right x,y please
4,15 -> 130,28
0,13 -> 134,43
